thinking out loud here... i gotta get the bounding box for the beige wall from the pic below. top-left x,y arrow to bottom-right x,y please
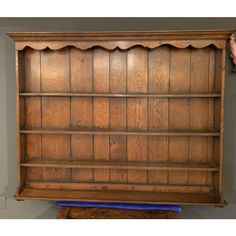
0,18 -> 236,218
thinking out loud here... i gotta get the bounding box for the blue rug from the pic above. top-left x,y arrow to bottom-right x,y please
57,201 -> 182,213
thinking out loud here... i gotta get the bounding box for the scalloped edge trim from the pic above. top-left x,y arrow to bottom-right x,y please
15,39 -> 226,50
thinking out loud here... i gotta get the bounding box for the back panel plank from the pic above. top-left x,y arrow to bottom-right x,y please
42,97 -> 70,129
170,48 -> 190,93
70,48 -> 93,92
71,98 -> 93,128
25,97 -> 41,128
148,47 -> 169,178
190,48 -> 209,93
70,68 -> 93,182
148,47 -> 169,183
148,98 -> 168,130
42,134 -> 70,160
127,47 -> 147,93
42,134 -> 70,181
149,46 -> 169,94
71,96 -> 93,182
24,48 -> 41,92
23,48 -> 42,181
110,49 -> 127,93
93,48 -> 110,182
127,47 -> 148,184
109,48 -> 127,183
41,48 -> 70,92
169,48 -> 190,184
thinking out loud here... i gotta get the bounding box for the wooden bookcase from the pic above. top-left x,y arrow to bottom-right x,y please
9,30 -> 234,206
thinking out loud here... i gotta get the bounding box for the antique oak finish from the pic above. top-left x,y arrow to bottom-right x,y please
9,30 -> 234,206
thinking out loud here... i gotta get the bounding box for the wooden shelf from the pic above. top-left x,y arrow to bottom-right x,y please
21,160 -> 219,172
26,181 -> 214,194
15,188 -> 226,206
19,92 -> 221,98
20,128 -> 220,136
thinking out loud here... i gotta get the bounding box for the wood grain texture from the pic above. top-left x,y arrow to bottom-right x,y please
42,134 -> 70,160
17,51 -> 26,194
169,99 -> 190,130
15,188 -> 226,206
110,49 -> 127,93
24,48 -> 41,92
215,50 -> 223,93
149,46 -> 169,93
190,48 -> 209,93
148,98 -> 168,130
14,31 -> 227,206
127,47 -> 147,93
21,161 -> 219,172
42,167 -> 70,181
94,98 -> 109,128
26,167 -> 42,180
10,30 -> 231,51
70,48 -> 92,92
71,135 -> 93,182
170,48 -> 190,93
148,137 -> 168,162
41,48 -> 70,92
127,48 -> 148,184
42,97 -> 70,129
28,180 -> 213,193
71,98 -> 93,128
94,48 -> 109,93
169,48 -> 191,185
109,49 -> 127,183
93,48 -> 110,182
19,98 -> 25,129
26,134 -> 41,159
127,98 -> 147,130
25,98 -> 41,128
71,97 -> 93,182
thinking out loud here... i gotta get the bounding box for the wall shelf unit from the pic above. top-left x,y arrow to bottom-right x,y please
9,30 -> 235,206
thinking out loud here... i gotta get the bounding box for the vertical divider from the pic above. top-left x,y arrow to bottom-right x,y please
125,50 -> 128,184
169,48 -> 190,185
187,49 -> 191,185
92,49 -> 94,183
93,48 -> 110,182
127,47 -> 148,184
219,49 -> 226,193
208,48 -> 215,173
108,50 -> 111,183
167,47 -> 171,185
109,49 -> 127,183
16,50 -> 25,194
147,49 -> 149,185
39,50 -> 43,180
69,47 -> 72,181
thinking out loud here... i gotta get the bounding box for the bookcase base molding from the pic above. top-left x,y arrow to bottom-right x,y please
9,30 -> 235,207
15,189 -> 226,207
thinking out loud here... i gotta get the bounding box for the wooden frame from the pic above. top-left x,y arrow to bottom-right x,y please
9,30 -> 235,206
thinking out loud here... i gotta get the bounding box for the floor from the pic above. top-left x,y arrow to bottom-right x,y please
0,198 -> 236,219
